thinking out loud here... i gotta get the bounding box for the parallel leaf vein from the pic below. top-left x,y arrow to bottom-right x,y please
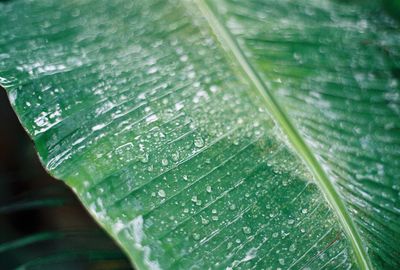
192,0 -> 371,268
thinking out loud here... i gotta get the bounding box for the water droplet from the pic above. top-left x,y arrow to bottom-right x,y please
139,153 -> 149,163
162,159 -> 169,166
302,208 -> 308,214
171,151 -> 180,161
300,228 -> 306,233
183,175 -> 188,181
288,219 -> 294,225
194,136 -> 204,148
191,196 -> 198,203
158,189 -> 166,198
242,226 -> 251,234
188,71 -> 196,79
183,208 -> 189,213
289,244 -> 296,252
180,55 -> 188,62
279,258 -> 285,265
272,232 -> 279,238
147,67 -> 158,74
212,215 -> 219,221
212,209 -> 217,214
193,233 -> 200,240
201,217 -> 209,224
206,186 -> 212,193
210,85 -> 218,93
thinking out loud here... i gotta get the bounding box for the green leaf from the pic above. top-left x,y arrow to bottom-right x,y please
1,0 -> 399,269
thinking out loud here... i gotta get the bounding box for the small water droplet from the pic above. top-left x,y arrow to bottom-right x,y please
139,153 -> 149,163
183,208 -> 189,213
158,189 -> 166,198
201,217 -> 209,224
194,136 -> 204,148
162,159 -> 169,166
193,233 -> 200,240
229,204 -> 236,210
147,67 -> 158,74
206,186 -> 212,193
288,219 -> 294,225
302,208 -> 308,214
191,196 -> 198,203
242,226 -> 251,234
180,55 -> 188,62
183,175 -> 188,181
212,209 -> 217,214
188,71 -> 196,79
289,244 -> 296,252
212,215 -> 219,221
279,258 -> 285,265
210,85 -> 218,93
171,151 -> 180,161
272,232 -> 279,238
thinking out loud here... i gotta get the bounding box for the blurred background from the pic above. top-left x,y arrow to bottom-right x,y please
0,87 -> 131,269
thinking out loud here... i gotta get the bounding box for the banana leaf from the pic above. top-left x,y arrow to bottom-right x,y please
1,0 -> 399,269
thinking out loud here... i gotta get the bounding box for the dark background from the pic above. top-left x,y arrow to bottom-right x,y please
0,87 -> 130,269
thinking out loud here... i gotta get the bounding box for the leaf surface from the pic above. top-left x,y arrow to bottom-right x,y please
0,0 -> 399,269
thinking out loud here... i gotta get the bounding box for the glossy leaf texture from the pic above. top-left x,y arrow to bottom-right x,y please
0,0 -> 399,269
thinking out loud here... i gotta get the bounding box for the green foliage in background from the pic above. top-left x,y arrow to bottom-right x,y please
1,0 -> 399,269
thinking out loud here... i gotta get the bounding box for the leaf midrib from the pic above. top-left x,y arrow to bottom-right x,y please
192,0 -> 372,269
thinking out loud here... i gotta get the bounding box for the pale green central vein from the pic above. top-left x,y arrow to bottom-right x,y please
192,0 -> 372,269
